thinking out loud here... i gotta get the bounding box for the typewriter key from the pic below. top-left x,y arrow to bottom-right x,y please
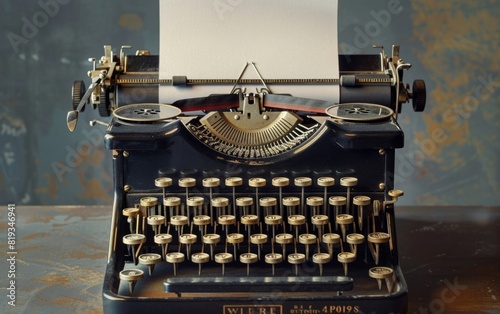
212,197 -> 229,218
329,196 -> 347,230
147,215 -> 165,235
294,177 -> 312,216
264,214 -> 282,240
192,252 -> 210,276
123,234 -> 146,265
155,177 -> 172,225
307,196 -> 323,217
179,177 -> 196,208
237,197 -> 254,217
299,233 -> 317,261
227,233 -> 244,258
225,177 -> 243,216
154,233 -> 173,260
340,177 -> 358,215
311,215 -> 329,239
240,252 -> 258,276
322,232 -> 340,255
272,177 -> 289,217
336,214 -> 354,242
265,240 -> 283,276
179,233 -> 197,260
288,214 -> 306,242
166,252 -> 185,276
368,232 -> 390,265
203,233 -> 221,260
119,269 -> 144,294
337,252 -> 356,276
317,177 -> 335,214
170,215 -> 189,236
249,178 -> 266,217
215,252 -> 233,276
164,196 -> 181,217
138,253 -> 161,276
346,233 -> 365,257
276,232 -> 294,260
313,240 -> 332,276
140,197 -> 158,216
218,214 -> 236,237
283,197 -> 300,217
353,195 -> 370,232
187,196 -> 204,223
122,207 -> 139,233
260,197 -> 277,217
250,233 -> 268,260
203,178 -> 220,222
288,250 -> 306,276
193,215 -> 211,236
369,266 -> 394,293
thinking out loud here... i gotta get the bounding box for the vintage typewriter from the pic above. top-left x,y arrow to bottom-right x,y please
66,24 -> 425,314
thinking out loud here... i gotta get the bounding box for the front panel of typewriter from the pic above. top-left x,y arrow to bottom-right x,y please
66,3 -> 426,314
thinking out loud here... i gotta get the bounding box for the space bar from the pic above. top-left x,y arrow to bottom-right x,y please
164,276 -> 353,293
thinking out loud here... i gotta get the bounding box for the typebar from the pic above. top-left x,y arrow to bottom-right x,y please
164,276 -> 353,293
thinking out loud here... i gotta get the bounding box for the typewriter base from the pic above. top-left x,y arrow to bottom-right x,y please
103,257 -> 408,314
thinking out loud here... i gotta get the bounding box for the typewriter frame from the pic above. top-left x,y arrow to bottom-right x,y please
69,44 -> 424,314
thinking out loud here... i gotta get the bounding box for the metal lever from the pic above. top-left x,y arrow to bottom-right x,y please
66,77 -> 102,132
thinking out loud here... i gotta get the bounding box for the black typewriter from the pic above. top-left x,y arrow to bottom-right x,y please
67,39 -> 425,313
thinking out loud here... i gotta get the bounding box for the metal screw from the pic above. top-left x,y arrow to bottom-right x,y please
124,185 -> 131,192
379,183 -> 385,190
378,149 -> 385,155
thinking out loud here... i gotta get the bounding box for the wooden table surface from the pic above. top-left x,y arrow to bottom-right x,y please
0,206 -> 498,314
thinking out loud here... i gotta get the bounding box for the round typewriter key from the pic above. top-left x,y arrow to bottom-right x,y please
227,233 -> 244,258
122,207 -> 140,233
203,233 -> 221,259
241,214 -> 258,225
154,233 -> 173,260
295,177 -> 312,216
202,177 -> 220,188
215,252 -> 233,276
155,177 -> 172,188
187,196 -> 204,207
240,252 -> 258,276
340,177 -> 357,215
164,196 -> 181,217
178,177 -> 196,188
346,233 -> 365,257
369,266 -> 394,293
119,269 -> 144,294
123,234 -> 146,265
140,196 -> 158,216
264,214 -> 282,240
368,232 -> 390,265
337,252 -> 356,276
313,252 -> 332,276
276,233 -> 294,259
322,233 -> 340,255
336,214 -> 354,241
249,177 -> 266,188
265,252 -> 283,276
311,214 -> 329,239
123,234 -> 146,246
283,197 -> 300,216
288,252 -> 306,276
179,233 -> 197,260
236,197 -> 254,216
329,196 -> 347,230
250,233 -> 268,260
226,177 -> 243,216
272,177 -> 289,217
353,195 -> 370,232
138,253 -> 162,276
166,252 -> 185,276
299,233 -> 317,260
388,189 -> 404,198
170,215 -> 188,226
317,176 -> 335,214
218,214 -> 236,225
147,215 -> 166,235
260,196 -> 277,216
122,207 -> 139,217
192,252 -> 210,276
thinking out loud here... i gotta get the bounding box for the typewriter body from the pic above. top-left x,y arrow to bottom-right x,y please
67,22 -> 425,314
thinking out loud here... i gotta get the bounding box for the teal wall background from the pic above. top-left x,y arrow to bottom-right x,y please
1,0 -> 499,206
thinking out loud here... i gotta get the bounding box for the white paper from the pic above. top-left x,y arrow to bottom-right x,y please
159,0 -> 339,104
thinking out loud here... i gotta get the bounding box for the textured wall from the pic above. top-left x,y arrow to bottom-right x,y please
0,0 -> 498,206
